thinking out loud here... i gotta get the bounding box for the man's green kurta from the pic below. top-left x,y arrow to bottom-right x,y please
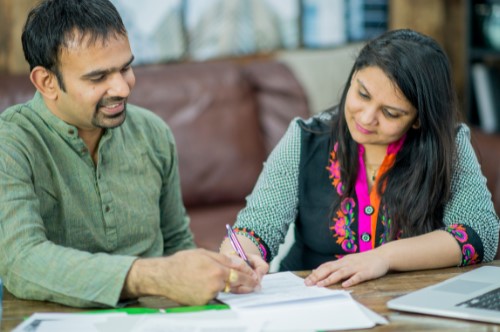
0,92 -> 195,307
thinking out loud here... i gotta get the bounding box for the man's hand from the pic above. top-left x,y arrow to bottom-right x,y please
122,249 -> 261,305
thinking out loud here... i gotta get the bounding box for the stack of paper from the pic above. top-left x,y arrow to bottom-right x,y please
13,272 -> 387,332
217,271 -> 387,331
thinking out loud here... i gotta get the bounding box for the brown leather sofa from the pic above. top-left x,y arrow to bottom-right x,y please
0,60 -> 498,258
129,60 -> 310,250
0,59 -> 310,251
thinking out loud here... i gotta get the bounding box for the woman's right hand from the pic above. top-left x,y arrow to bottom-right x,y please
304,249 -> 390,288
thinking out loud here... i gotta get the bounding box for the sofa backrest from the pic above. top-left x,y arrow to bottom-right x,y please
0,60 -> 310,209
470,128 -> 500,259
2,65 -> 497,259
130,62 -> 267,207
0,74 -> 34,112
129,60 -> 310,207
470,129 -> 500,216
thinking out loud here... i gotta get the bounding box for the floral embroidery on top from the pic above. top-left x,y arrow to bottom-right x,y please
327,138 -> 406,254
445,224 -> 479,266
378,204 -> 403,245
327,143 -> 357,253
331,197 -> 357,253
379,203 -> 391,245
326,143 -> 344,195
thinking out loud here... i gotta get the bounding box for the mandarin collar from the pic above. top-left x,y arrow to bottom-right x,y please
29,91 -> 113,141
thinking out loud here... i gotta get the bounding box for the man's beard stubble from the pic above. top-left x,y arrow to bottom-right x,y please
92,97 -> 128,129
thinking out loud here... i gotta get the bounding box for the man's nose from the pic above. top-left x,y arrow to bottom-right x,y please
107,72 -> 131,98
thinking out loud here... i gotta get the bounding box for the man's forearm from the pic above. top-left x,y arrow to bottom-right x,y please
121,257 -> 165,300
120,249 -> 262,306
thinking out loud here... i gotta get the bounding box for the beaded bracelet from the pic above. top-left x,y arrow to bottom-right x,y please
233,227 -> 269,262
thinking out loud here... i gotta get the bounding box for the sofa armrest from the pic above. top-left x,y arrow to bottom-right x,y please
470,127 -> 500,215
470,127 -> 500,259
129,62 -> 267,207
0,74 -> 35,111
243,61 -> 310,154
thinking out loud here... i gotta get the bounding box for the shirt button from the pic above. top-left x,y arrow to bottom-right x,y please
361,233 -> 371,242
105,205 -> 110,212
68,129 -> 75,135
364,205 -> 374,215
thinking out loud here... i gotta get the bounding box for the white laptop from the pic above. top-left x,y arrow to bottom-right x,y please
387,266 -> 500,324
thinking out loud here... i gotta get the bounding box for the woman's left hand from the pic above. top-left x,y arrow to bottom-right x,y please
304,250 -> 390,288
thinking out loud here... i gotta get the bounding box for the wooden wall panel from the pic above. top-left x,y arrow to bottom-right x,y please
1,0 -> 466,109
444,0 -> 466,112
0,0 -> 37,74
389,0 -> 446,44
0,0 -> 14,73
388,0 -> 466,113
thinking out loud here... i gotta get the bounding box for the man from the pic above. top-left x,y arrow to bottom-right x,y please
0,0 -> 266,308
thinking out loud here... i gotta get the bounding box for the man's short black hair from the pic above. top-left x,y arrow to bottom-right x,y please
22,0 -> 127,90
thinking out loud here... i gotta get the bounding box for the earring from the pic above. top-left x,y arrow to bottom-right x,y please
412,119 -> 421,129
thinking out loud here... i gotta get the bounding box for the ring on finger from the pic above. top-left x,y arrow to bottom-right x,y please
229,268 -> 238,283
224,279 -> 230,293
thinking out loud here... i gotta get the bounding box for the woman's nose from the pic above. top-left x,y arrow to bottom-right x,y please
358,106 -> 378,125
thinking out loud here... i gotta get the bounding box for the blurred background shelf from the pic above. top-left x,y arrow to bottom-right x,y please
466,0 -> 500,132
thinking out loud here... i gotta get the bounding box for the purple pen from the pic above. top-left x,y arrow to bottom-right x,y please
226,224 -> 252,267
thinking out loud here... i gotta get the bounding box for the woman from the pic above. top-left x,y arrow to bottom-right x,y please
220,29 -> 499,290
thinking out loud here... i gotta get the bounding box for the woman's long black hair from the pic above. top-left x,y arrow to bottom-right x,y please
331,29 -> 459,239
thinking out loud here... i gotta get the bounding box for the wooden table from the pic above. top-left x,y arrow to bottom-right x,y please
2,261 -> 500,331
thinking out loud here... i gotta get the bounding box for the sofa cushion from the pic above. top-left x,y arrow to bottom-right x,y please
470,128 -> 500,259
130,62 -> 267,207
243,61 -> 310,154
470,128 -> 500,215
188,203 -> 245,251
0,74 -> 35,111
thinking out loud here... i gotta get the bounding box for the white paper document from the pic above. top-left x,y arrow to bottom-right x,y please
218,272 -> 387,331
239,296 -> 376,331
12,313 -> 127,332
13,311 -> 264,332
217,271 -> 345,308
13,272 -> 387,332
100,311 -> 265,332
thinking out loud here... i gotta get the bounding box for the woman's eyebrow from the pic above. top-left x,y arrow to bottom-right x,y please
356,78 -> 410,115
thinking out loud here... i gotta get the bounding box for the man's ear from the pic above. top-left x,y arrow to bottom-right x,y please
30,66 -> 59,100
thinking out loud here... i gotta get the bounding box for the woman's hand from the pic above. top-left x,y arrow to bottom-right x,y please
304,250 -> 390,288
304,231 -> 463,289
219,233 -> 269,292
248,253 -> 269,280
